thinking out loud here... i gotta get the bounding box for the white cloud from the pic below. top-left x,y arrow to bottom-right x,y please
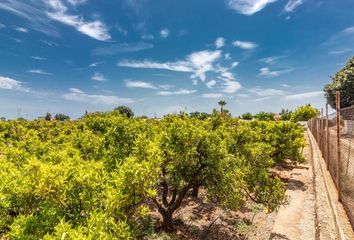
233,40 -> 258,49
91,72 -> 106,81
231,61 -> 239,68
0,1 -> 58,36
0,23 -> 5,29
258,67 -> 292,77
118,60 -> 192,72
206,80 -> 216,88
125,80 -> 157,89
226,0 -> 277,15
0,76 -> 29,92
157,89 -> 197,96
249,87 -> 285,96
160,28 -> 170,38
118,50 -> 222,83
284,0 -> 303,12
236,93 -> 249,98
202,93 -> 223,98
188,50 -> 222,81
224,53 -> 231,60
221,81 -> 241,93
45,0 -> 111,41
215,37 -> 225,49
253,96 -> 273,102
89,62 -> 103,67
281,84 -> 291,88
141,34 -> 154,40
63,88 -> 133,105
31,56 -> 46,60
259,56 -> 284,64
159,84 -> 174,90
27,69 -> 53,75
15,26 -> 28,32
329,49 -> 351,55
284,91 -> 323,100
66,0 -> 87,6
92,42 -> 153,56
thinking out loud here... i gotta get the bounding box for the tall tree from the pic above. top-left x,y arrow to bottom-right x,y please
114,106 -> 134,118
324,56 -> 354,109
45,112 -> 52,121
218,100 -> 227,113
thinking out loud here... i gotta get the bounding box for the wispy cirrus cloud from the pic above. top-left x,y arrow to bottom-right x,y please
63,88 -> 133,105
329,49 -> 351,55
259,56 -> 285,64
0,0 -> 111,41
226,0 -> 277,15
284,0 -> 303,12
118,49 -> 242,93
125,80 -> 158,89
118,50 -> 222,82
157,89 -> 197,96
92,42 -> 153,56
27,69 -> 53,75
258,67 -> 293,77
202,93 -> 223,98
31,56 -> 46,61
284,91 -> 323,100
249,87 -> 285,96
15,26 -> 28,32
233,40 -> 258,50
91,72 -> 106,81
0,75 -> 29,92
45,0 -> 111,41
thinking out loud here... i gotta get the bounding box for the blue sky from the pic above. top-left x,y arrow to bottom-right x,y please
0,0 -> 354,119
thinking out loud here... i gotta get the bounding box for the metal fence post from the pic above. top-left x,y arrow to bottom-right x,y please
336,91 -> 342,202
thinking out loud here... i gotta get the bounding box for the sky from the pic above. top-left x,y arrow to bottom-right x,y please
0,0 -> 354,119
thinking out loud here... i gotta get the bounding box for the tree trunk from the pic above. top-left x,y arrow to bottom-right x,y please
192,185 -> 199,197
160,208 -> 174,232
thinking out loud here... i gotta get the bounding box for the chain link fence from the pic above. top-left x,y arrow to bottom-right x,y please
308,106 -> 354,229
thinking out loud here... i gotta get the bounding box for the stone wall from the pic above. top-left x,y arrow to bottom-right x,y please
344,120 -> 354,135
341,105 -> 354,120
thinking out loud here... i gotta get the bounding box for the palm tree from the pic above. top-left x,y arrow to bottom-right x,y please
218,100 -> 227,113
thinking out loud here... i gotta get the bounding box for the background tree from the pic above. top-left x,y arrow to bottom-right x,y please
0,117 -> 6,121
218,100 -> 227,113
290,104 -> 318,122
54,113 -> 70,121
241,112 -> 253,120
114,106 -> 134,118
280,109 -> 292,121
254,112 -> 275,121
189,111 -> 210,120
45,112 -> 52,121
324,56 -> 354,109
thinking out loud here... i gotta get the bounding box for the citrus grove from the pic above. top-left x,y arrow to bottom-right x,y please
0,110 -> 306,239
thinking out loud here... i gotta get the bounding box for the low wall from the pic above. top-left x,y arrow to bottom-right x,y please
344,120 -> 354,135
341,105 -> 354,120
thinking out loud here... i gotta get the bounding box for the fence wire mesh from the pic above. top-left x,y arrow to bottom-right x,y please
308,111 -> 354,229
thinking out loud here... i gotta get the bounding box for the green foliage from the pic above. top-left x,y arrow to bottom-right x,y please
280,109 -> 292,121
114,106 -> 134,118
324,56 -> 354,109
45,112 -> 51,121
189,111 -> 210,120
254,112 -> 275,121
241,112 -> 253,120
290,104 -> 318,122
54,113 -> 70,121
0,112 -> 305,237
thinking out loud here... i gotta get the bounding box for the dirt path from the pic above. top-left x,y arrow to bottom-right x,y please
270,135 -> 316,240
